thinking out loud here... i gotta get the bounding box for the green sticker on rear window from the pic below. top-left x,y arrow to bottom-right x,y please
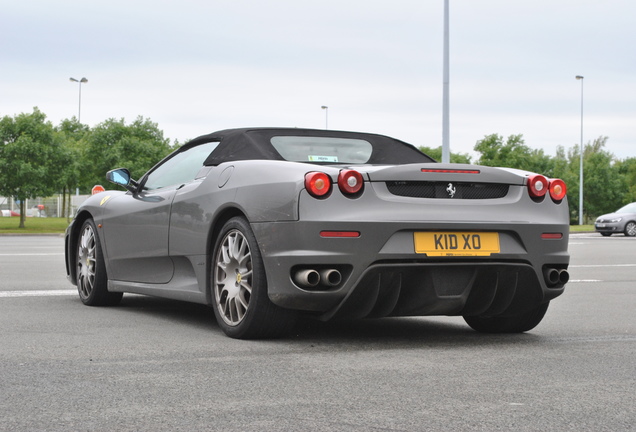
308,155 -> 339,162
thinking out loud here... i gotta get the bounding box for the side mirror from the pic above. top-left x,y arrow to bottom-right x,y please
106,168 -> 138,193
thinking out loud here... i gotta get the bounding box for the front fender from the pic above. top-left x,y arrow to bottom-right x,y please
65,190 -> 128,284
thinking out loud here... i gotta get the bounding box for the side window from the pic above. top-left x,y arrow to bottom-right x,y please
143,141 -> 219,190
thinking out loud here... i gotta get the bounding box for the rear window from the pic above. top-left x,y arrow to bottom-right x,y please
270,136 -> 373,164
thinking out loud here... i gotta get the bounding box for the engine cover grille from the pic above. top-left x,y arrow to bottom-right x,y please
386,181 -> 509,199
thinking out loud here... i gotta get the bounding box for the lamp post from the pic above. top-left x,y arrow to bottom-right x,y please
69,77 -> 88,122
321,105 -> 328,129
576,75 -> 584,225
441,0 -> 450,163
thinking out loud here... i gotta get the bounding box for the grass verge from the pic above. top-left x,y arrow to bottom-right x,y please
569,224 -> 594,232
0,217 -> 70,234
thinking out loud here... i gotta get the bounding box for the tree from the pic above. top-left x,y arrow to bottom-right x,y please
474,134 -> 554,176
615,157 -> 636,205
579,137 -> 626,221
0,108 -> 64,228
55,118 -> 90,219
551,136 -> 626,223
80,116 -> 175,190
418,146 -> 472,164
552,145 -> 580,223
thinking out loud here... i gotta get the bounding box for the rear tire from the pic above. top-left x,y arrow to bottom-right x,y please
76,219 -> 123,306
463,302 -> 549,333
211,217 -> 297,339
600,232 -> 612,237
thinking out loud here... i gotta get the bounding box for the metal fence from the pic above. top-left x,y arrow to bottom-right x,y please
0,195 -> 89,218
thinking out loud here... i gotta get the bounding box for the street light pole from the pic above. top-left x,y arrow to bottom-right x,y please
321,106 -> 328,129
441,0 -> 450,163
69,77 -> 88,123
576,75 -> 584,225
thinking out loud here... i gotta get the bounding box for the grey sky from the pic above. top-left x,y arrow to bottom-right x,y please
2,0 -> 635,160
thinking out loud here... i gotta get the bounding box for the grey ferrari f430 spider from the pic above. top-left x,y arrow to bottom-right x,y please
65,128 -> 570,339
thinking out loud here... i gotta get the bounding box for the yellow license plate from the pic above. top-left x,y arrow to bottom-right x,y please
414,232 -> 500,256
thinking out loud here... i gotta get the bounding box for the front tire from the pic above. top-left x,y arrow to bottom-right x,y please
211,217 -> 297,339
463,302 -> 549,333
624,221 -> 636,237
76,219 -> 122,306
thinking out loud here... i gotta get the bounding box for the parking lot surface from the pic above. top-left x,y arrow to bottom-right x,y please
0,233 -> 634,431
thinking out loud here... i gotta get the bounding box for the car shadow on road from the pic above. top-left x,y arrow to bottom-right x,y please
110,294 -> 545,348
112,294 -> 216,331
290,316 -> 545,348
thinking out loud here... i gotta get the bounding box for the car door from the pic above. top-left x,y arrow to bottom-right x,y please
102,141 -> 219,284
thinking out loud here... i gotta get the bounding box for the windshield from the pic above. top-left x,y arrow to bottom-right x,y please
616,202 -> 636,214
271,136 -> 373,164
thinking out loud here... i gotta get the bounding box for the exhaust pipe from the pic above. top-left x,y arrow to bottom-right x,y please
319,269 -> 342,287
558,269 -> 569,285
543,268 -> 560,286
293,269 -> 320,288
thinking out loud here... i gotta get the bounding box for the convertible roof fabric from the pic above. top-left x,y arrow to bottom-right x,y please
183,128 -> 435,166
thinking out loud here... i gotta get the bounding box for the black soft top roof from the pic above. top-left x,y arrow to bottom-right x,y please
183,127 -> 435,166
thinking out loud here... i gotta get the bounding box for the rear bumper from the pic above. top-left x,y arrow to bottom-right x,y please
252,218 -> 569,320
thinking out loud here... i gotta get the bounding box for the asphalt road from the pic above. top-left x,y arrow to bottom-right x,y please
0,234 -> 634,431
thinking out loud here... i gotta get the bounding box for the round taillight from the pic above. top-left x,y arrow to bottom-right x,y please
528,174 -> 549,198
337,170 -> 364,196
549,179 -> 567,202
305,172 -> 332,198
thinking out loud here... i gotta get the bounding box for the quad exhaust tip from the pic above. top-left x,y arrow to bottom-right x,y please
543,267 -> 569,287
294,268 -> 342,289
558,269 -> 569,284
293,269 -> 320,288
319,269 -> 342,287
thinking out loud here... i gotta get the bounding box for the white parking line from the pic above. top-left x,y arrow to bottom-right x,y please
0,290 -> 76,298
0,253 -> 64,256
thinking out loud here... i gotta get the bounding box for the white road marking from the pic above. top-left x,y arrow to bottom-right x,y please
0,253 -> 64,256
0,290 -> 76,298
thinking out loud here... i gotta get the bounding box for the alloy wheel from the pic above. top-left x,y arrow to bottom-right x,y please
214,229 -> 253,326
77,223 -> 97,300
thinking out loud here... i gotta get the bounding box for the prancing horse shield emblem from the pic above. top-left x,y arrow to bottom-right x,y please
446,183 -> 456,198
